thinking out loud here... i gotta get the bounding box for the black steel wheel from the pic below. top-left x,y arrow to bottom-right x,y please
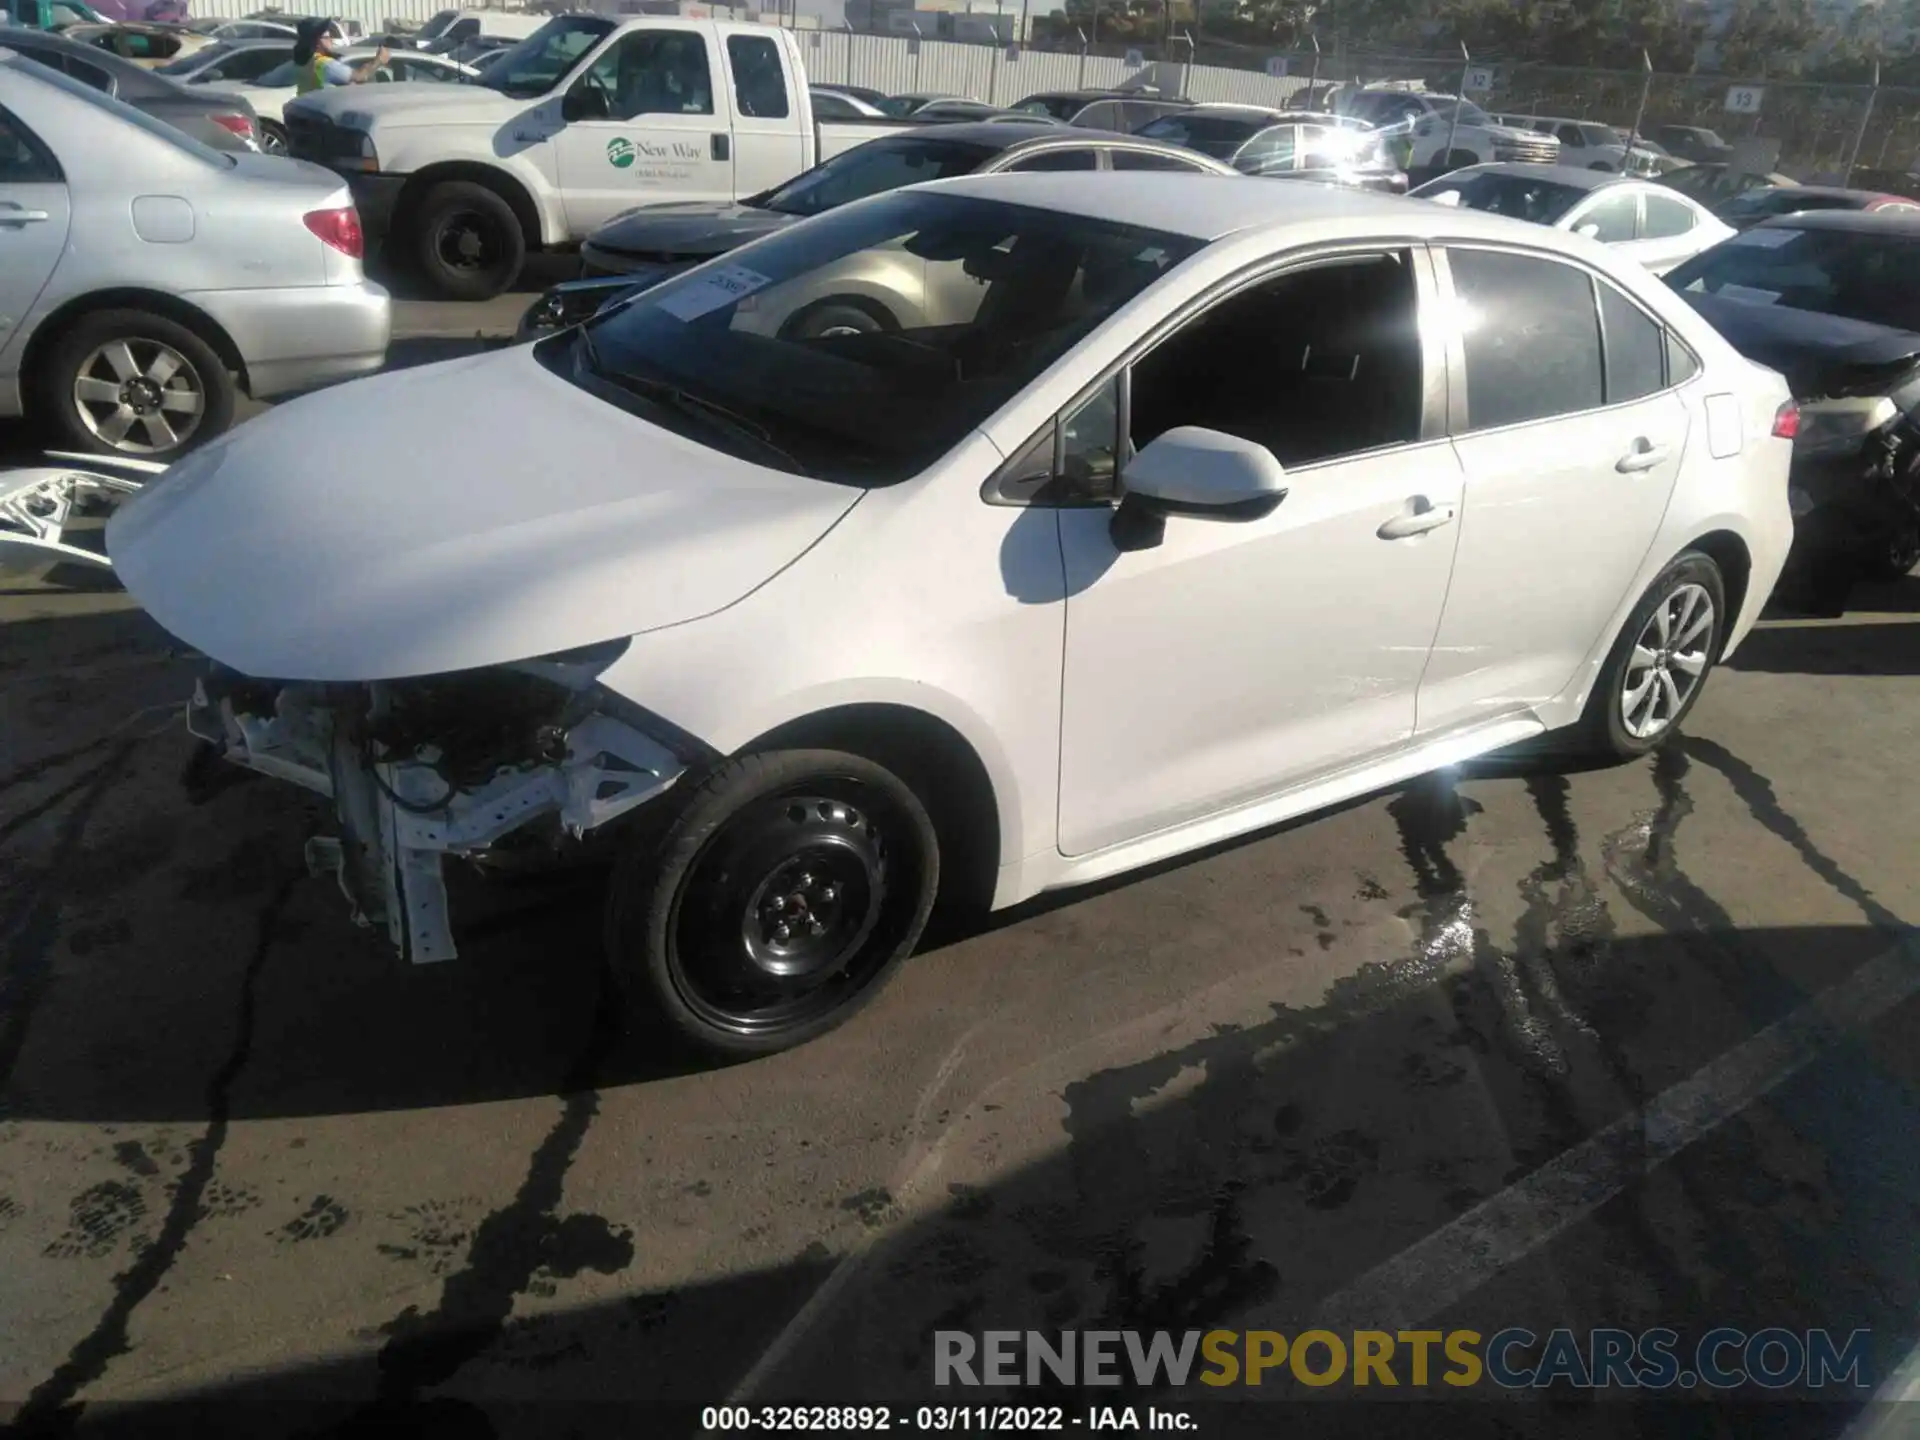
411,179 -> 526,301
605,749 -> 939,1058
1864,519 -> 1920,583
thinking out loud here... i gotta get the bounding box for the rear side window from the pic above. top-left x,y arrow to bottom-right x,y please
1111,148 -> 1208,172
1598,282 -> 1666,403
1667,333 -> 1701,385
1642,193 -> 1697,238
1575,192 -> 1638,243
1004,147 -> 1097,172
1447,248 -> 1604,430
0,105 -> 62,183
727,34 -> 788,119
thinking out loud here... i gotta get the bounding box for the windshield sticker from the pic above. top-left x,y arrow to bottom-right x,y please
653,264 -> 775,322
1730,228 -> 1801,248
1717,282 -> 1783,304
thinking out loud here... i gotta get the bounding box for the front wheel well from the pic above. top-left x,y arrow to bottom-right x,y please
397,162 -> 544,250
1683,530 -> 1753,653
21,289 -> 248,395
744,705 -> 1002,914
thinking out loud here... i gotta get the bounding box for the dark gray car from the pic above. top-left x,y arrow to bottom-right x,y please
0,28 -> 260,151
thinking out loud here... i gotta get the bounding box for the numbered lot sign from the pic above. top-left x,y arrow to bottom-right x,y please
1725,85 -> 1765,114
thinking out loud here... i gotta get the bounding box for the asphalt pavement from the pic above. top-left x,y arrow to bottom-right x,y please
1,291 -> 1918,1438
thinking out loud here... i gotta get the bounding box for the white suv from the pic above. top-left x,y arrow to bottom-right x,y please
1495,113 -> 1661,174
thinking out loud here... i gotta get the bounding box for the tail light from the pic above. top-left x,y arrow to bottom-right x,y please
304,206 -> 365,259
209,112 -> 255,140
1772,400 -> 1801,440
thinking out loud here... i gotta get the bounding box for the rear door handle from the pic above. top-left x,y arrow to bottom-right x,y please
1616,439 -> 1669,473
1377,497 -> 1456,540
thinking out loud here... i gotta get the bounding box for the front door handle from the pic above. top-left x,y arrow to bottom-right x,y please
1377,496 -> 1456,540
710,133 -> 730,160
1616,439 -> 1669,473
0,205 -> 50,225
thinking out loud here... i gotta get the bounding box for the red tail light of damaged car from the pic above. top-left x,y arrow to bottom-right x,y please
1772,400 -> 1801,440
304,206 -> 365,259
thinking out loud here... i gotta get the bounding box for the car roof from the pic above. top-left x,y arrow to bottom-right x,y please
923,170 -> 1581,248
1757,208 -> 1920,233
1444,162 -> 1633,191
896,122 -> 1229,164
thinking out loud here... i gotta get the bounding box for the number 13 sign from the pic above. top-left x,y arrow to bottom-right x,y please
1724,85 -> 1765,114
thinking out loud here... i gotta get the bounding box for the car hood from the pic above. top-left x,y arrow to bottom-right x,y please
588,201 -> 798,259
1680,292 -> 1920,394
288,80 -> 512,126
107,345 -> 863,682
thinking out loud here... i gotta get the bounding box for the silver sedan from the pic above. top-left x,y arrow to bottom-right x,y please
0,48 -> 391,461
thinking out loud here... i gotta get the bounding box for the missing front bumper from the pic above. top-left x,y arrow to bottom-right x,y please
187,673 -> 688,964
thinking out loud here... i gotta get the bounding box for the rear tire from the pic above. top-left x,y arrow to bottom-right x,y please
35,309 -> 236,463
411,180 -> 526,301
258,119 -> 289,156
603,749 -> 939,1060
1862,520 -> 1920,583
1573,551 -> 1726,760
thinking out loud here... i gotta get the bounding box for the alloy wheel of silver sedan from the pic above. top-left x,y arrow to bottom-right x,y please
72,339 -> 207,455
1619,581 -> 1715,740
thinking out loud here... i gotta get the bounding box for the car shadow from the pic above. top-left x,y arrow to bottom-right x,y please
23,925 -> 1919,1436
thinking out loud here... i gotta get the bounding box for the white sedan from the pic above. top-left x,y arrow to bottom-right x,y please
207,47 -> 477,152
1412,163 -> 1734,274
108,175 -> 1794,1057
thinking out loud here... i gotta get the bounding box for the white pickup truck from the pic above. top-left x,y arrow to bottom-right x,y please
283,13 -> 901,298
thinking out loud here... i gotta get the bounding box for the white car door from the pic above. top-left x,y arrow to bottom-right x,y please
1054,247 -> 1464,856
552,26 -> 737,236
1417,246 -> 1691,736
0,110 -> 70,380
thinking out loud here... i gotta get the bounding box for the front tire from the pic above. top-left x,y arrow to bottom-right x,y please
604,749 -> 940,1059
1863,519 -> 1920,583
1576,551 -> 1726,759
411,180 -> 526,301
35,309 -> 236,462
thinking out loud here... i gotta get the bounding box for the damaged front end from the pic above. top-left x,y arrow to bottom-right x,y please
186,641 -> 702,963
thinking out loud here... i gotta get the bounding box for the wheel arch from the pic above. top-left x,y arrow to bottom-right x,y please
1682,527 -> 1754,655
743,702 -> 1006,914
396,161 -> 547,250
20,288 -> 249,396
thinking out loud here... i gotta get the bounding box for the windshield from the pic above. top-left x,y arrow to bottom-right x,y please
1667,227 -> 1920,330
1583,123 -> 1625,147
1135,112 -> 1264,159
475,14 -> 610,97
1410,170 -> 1586,224
561,191 -> 1204,485
758,137 -> 998,219
415,8 -> 458,41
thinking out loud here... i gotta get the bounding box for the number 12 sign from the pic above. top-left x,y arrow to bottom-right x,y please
1724,85 -> 1765,115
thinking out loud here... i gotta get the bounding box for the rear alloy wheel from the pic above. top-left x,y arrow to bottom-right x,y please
1577,551 -> 1726,758
258,120 -> 289,156
605,749 -> 939,1059
37,309 -> 235,462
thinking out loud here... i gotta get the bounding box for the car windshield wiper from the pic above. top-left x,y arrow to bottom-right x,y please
579,345 -> 810,474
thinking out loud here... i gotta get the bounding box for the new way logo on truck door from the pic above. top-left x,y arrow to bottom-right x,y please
552,26 -> 735,234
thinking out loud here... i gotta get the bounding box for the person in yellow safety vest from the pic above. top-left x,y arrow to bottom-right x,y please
292,16 -> 389,96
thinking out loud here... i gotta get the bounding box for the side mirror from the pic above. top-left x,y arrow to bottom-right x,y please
1111,427 -> 1287,552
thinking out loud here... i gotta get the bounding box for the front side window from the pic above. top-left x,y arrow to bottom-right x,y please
477,15 -> 611,99
756,137 -> 995,219
1128,249 -> 1425,468
561,192 -> 1203,486
1233,125 -> 1296,175
395,56 -> 459,83
579,29 -> 712,119
1571,192 -> 1638,243
1641,192 -> 1697,239
1447,248 -> 1604,430
1414,170 -> 1586,225
811,91 -> 859,120
727,34 -> 787,119
1599,282 -> 1666,403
